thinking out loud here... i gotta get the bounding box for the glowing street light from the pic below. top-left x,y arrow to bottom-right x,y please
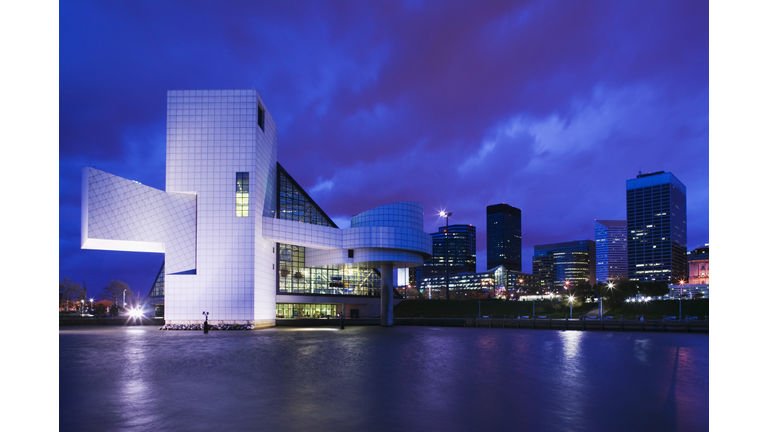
568,295 -> 575,318
603,282 -> 615,319
439,210 -> 452,300
678,279 -> 685,320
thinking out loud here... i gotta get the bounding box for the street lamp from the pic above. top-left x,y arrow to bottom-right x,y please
123,289 -> 126,309
439,210 -> 452,300
90,298 -> 94,313
603,282 -> 614,320
569,295 -> 574,318
678,279 -> 685,320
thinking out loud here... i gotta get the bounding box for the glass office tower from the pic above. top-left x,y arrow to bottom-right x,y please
626,171 -> 687,282
532,240 -> 596,290
594,220 -> 628,283
486,203 -> 522,271
424,224 -> 477,275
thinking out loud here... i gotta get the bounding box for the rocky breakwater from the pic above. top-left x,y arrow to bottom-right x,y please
159,323 -> 256,330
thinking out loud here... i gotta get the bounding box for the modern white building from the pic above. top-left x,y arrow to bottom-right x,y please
82,90 -> 432,327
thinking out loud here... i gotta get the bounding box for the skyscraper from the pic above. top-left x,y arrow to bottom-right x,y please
424,224 -> 477,275
486,204 -> 522,271
626,171 -> 687,282
594,220 -> 627,283
533,240 -> 596,289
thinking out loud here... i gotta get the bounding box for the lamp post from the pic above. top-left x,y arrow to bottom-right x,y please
603,282 -> 614,320
569,295 -> 574,318
123,289 -> 126,309
90,298 -> 93,313
678,279 -> 685,320
439,210 -> 452,300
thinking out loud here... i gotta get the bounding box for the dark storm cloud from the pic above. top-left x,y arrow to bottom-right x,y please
60,0 -> 709,292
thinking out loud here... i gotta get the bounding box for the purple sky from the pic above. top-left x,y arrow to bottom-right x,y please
59,0 -> 709,298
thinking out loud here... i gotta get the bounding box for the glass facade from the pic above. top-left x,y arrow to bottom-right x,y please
236,172 -> 249,217
276,163 -> 381,296
258,105 -> 265,131
533,240 -> 595,290
278,244 -> 381,296
276,303 -> 336,319
277,163 -> 337,227
424,224 -> 476,274
419,266 -> 503,299
148,261 -> 165,298
505,269 -> 545,294
626,172 -> 687,282
594,220 -> 628,282
486,204 -> 522,271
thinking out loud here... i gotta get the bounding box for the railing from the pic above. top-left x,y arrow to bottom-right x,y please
392,316 -> 708,332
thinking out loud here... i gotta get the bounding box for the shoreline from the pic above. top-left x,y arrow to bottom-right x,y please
59,316 -> 708,333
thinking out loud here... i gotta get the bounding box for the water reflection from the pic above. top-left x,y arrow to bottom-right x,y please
556,331 -> 586,425
561,330 -> 584,361
634,338 -> 651,364
59,327 -> 709,431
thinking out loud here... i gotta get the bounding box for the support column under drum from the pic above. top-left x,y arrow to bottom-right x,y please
381,263 -> 394,327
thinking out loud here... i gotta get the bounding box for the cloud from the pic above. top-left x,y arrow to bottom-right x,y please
58,0 -> 709,283
309,179 -> 335,195
460,84 -> 660,175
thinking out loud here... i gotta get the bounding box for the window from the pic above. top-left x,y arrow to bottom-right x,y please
258,105 -> 265,131
236,172 -> 249,217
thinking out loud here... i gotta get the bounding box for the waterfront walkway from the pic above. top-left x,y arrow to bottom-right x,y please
59,316 -> 708,333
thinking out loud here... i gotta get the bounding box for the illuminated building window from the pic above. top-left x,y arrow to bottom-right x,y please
236,172 -> 249,217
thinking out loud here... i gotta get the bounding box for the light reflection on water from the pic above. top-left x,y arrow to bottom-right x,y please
60,326 -> 708,432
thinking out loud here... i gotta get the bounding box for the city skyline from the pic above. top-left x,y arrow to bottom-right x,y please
59,1 -> 709,297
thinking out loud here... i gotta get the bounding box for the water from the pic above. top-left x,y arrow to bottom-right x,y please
60,326 -> 708,431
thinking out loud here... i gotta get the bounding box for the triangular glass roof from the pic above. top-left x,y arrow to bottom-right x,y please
148,262 -> 165,298
277,163 -> 338,228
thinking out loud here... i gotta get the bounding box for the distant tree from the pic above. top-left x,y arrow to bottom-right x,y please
613,280 -> 638,300
551,296 -> 563,312
94,303 -> 108,316
497,288 -> 513,301
573,281 -> 595,303
638,281 -> 671,297
100,280 -> 135,308
467,290 -> 487,300
601,280 -> 633,313
59,278 -> 85,311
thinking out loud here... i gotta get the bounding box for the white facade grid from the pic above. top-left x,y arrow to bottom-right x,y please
82,90 -> 433,326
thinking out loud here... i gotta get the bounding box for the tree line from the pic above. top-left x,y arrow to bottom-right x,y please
59,278 -> 137,314
561,280 -> 672,312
